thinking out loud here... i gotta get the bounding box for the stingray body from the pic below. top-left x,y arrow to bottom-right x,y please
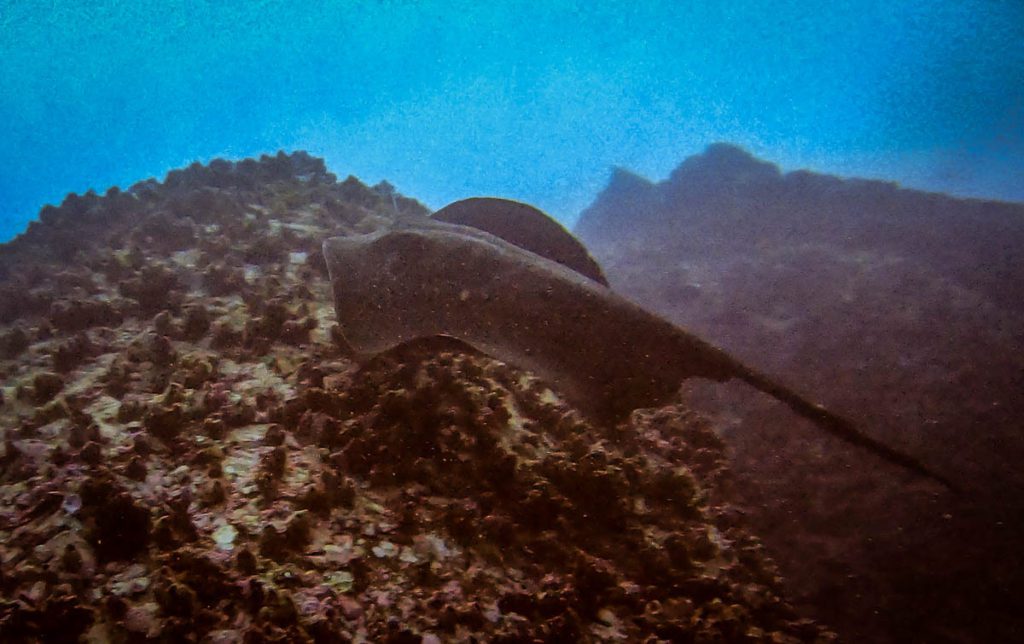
323,206 -> 954,490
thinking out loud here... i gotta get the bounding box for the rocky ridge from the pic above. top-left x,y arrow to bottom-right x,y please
575,143 -> 1024,643
0,152 -> 833,642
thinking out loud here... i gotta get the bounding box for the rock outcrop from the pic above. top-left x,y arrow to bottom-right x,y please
0,152 -> 833,642
575,143 -> 1024,643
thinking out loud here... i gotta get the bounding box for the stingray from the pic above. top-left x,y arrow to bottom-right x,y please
323,203 -> 955,490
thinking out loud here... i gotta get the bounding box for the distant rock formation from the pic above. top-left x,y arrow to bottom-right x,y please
578,143 -> 1024,313
574,143 -> 1024,643
573,167 -> 659,241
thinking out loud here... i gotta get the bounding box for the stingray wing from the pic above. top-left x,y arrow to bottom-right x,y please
432,197 -> 609,286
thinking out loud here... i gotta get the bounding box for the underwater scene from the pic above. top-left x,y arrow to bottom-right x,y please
1,2 -> 1022,642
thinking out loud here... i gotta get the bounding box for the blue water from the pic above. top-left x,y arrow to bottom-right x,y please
2,0 -> 1022,242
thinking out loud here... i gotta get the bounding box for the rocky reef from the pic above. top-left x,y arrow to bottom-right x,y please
0,152 -> 833,641
576,143 -> 1024,643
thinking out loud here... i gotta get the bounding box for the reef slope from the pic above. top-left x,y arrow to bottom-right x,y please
0,153 -> 833,641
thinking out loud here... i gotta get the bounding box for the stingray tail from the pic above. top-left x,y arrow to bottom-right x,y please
735,368 -> 959,493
